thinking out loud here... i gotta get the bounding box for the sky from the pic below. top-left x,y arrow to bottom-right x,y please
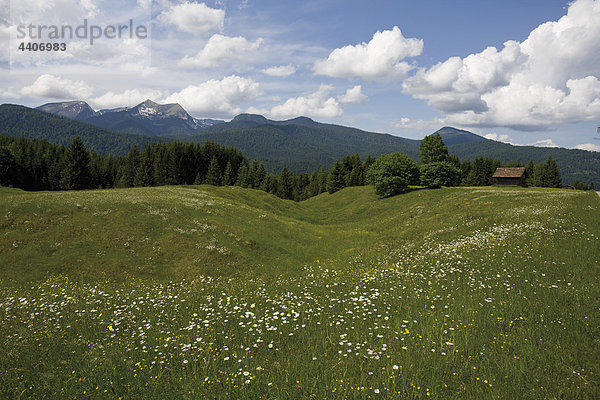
2,0 -> 600,151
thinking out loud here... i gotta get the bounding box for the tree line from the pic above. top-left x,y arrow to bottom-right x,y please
0,135 -> 363,201
0,134 -> 593,202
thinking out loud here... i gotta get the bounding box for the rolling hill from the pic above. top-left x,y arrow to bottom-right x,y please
0,185 -> 599,398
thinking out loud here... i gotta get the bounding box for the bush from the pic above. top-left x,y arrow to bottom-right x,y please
367,153 -> 419,198
420,161 -> 462,188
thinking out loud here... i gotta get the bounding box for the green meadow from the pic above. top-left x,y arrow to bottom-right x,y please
0,185 -> 599,399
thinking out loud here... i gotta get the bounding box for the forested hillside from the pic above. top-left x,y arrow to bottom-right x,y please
0,104 -> 165,156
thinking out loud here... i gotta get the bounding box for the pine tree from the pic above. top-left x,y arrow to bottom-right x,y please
222,161 -> 235,186
533,162 -> 547,187
205,156 -> 222,186
236,164 -> 249,187
326,161 -> 346,194
254,163 -> 266,188
317,166 -> 328,193
263,173 -> 278,194
117,145 -> 139,188
545,156 -> 562,188
134,144 -> 154,187
60,136 -> 91,190
0,147 -> 16,187
277,167 -> 295,199
306,171 -> 320,197
525,160 -> 535,187
248,159 -> 259,188
193,172 -> 203,185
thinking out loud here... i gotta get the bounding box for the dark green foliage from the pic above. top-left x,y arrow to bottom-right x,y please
572,180 -> 595,190
117,145 -> 139,188
222,161 -> 235,186
204,156 -> 222,186
465,157 -> 500,186
525,160 -> 535,187
0,147 -> 16,186
248,159 -> 266,189
420,161 -> 462,188
263,173 -> 278,194
420,133 -> 449,164
531,157 -> 562,188
533,162 -> 547,187
367,153 -> 419,198
0,104 -> 164,156
448,140 -> 600,190
236,165 -> 250,188
326,161 -> 346,194
277,167 -> 295,200
191,120 -> 421,174
545,157 -> 562,188
60,136 -> 91,190
317,167 -> 328,194
134,144 -> 154,187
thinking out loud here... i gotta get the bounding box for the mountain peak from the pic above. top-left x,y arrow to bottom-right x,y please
434,126 -> 488,146
138,99 -> 159,107
36,100 -> 96,120
232,114 -> 270,124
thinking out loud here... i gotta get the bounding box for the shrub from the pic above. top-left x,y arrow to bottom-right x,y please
367,153 -> 419,198
420,161 -> 462,188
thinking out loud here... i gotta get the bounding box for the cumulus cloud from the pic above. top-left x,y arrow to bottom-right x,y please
270,85 -> 343,118
529,139 -> 559,148
261,64 -> 296,77
314,26 -> 423,82
573,143 -> 600,152
484,133 -> 514,143
484,133 -> 560,148
91,88 -> 168,109
392,117 -> 447,131
163,75 -> 261,117
159,2 -> 224,34
338,85 -> 368,104
179,34 -> 263,67
402,0 -> 600,130
20,74 -> 94,99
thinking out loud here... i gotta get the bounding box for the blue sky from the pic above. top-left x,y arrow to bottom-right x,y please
2,0 -> 600,151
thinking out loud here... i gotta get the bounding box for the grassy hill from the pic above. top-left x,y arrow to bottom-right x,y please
1,185 -> 599,399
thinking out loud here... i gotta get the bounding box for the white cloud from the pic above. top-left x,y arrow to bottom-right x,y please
392,116 -> 446,131
484,133 -> 514,143
20,74 -> 94,99
261,64 -> 296,77
338,85 -> 368,104
314,26 -> 423,82
484,133 -> 560,148
574,143 -> 600,152
270,85 -> 343,118
402,0 -> 600,130
163,75 -> 261,117
91,88 -> 167,109
159,2 -> 224,34
179,34 -> 263,67
529,139 -> 559,148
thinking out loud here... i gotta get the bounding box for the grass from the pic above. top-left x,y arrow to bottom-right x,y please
0,184 -> 599,399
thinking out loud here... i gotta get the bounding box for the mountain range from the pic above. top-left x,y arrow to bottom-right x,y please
36,100 -> 223,137
1,100 -> 598,187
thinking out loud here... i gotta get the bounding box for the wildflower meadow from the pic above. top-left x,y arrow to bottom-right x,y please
1,185 -> 598,399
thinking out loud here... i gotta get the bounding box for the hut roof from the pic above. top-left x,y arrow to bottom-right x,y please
492,167 -> 526,178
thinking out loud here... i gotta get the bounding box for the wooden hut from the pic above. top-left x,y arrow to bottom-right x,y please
492,167 -> 527,187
